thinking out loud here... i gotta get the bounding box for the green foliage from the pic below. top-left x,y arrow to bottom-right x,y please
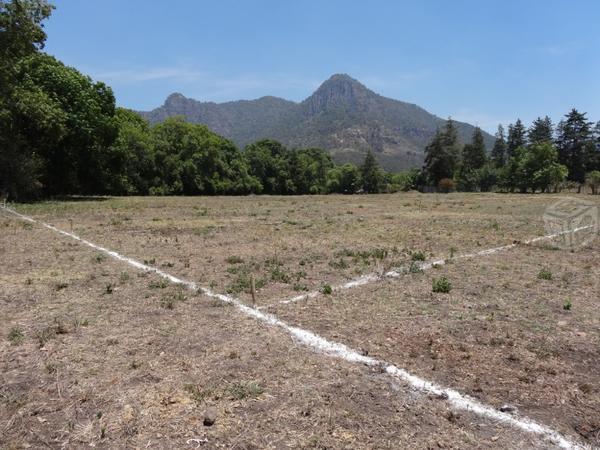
326,163 -> 362,194
8,326 -> 24,344
288,147 -> 334,194
491,124 -> 507,167
498,142 -> 568,193
528,116 -> 554,145
243,139 -> 292,194
408,262 -> 424,273
0,1 -> 596,200
385,169 -> 420,192
410,251 -> 426,262
321,284 -> 333,295
457,127 -> 487,191
556,109 -> 595,184
586,170 -> 600,194
361,150 -> 384,193
227,381 -> 263,400
432,277 -> 452,293
507,119 -> 527,158
537,268 -> 552,280
151,117 -> 260,195
423,119 -> 460,185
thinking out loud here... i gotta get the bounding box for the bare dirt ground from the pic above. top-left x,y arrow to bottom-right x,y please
1,193 -> 598,448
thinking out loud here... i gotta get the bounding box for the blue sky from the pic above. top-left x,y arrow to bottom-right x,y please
45,0 -> 599,133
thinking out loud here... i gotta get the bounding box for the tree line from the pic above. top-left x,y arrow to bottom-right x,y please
2,1 -> 599,200
421,113 -> 600,193
1,1 -> 416,200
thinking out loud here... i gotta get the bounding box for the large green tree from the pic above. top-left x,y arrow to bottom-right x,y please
110,108 -> 156,195
13,53 -> 119,195
528,116 -> 553,145
152,117 -> 259,195
326,163 -> 361,194
506,119 -> 527,158
457,127 -> 487,191
556,109 -> 595,186
490,124 -> 507,167
501,142 -> 567,193
288,147 -> 333,194
423,119 -> 460,186
0,0 -> 54,199
243,139 -> 293,194
361,150 -> 383,193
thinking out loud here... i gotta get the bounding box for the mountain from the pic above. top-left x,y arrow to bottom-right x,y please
140,74 -> 494,171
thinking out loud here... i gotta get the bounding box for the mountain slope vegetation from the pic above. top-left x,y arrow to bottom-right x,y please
141,74 -> 494,171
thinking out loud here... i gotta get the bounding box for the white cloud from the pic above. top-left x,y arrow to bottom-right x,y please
85,64 -> 322,102
90,66 -> 205,83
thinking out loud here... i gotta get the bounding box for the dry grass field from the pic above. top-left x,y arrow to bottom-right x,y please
1,193 -> 599,448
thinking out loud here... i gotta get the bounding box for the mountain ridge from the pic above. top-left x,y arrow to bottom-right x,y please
140,74 -> 494,171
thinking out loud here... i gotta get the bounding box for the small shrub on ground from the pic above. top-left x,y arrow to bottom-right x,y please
293,282 -> 308,292
329,258 -> 350,270
149,279 -> 169,289
270,265 -> 290,283
334,248 -> 389,266
321,284 -> 333,295
408,262 -> 424,274
129,360 -> 142,370
8,327 -> 24,345
226,255 -> 244,264
537,268 -> 553,280
563,299 -> 572,311
227,273 -> 266,294
227,381 -> 263,400
411,251 -> 426,262
432,277 -> 452,293
184,384 -> 213,404
93,253 -> 106,264
161,290 -> 187,309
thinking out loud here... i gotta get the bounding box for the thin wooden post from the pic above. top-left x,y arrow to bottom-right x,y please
250,274 -> 256,307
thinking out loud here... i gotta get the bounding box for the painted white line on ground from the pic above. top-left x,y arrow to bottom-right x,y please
3,207 -> 586,450
260,226 -> 593,310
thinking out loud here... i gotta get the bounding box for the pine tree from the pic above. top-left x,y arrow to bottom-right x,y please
457,127 -> 487,191
528,116 -> 553,145
361,150 -> 383,193
423,119 -> 460,186
556,109 -> 594,185
507,119 -> 527,157
462,127 -> 487,171
491,124 -> 507,167
591,121 -> 600,171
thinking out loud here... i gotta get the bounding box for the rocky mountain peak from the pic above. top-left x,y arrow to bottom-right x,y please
302,73 -> 373,115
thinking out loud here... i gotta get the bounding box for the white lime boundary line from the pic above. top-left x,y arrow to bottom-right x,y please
259,226 -> 594,310
2,207 -> 586,450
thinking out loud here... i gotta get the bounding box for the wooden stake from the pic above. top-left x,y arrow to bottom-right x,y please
251,274 -> 256,306
69,218 -> 73,232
